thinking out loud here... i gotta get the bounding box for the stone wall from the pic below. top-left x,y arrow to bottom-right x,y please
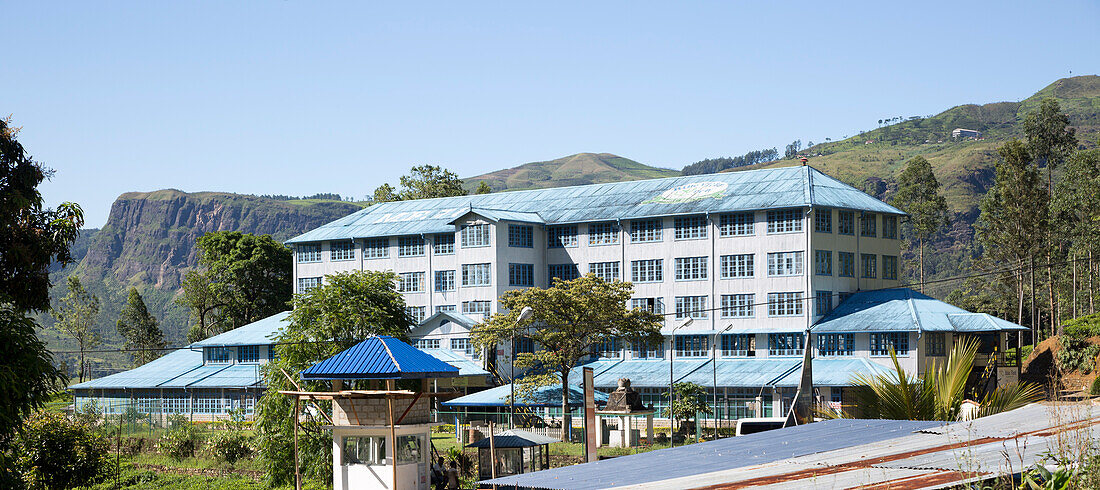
333,396 -> 431,426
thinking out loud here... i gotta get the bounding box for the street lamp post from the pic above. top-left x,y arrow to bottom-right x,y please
510,307 -> 534,429
711,324 -> 734,440
669,317 -> 693,447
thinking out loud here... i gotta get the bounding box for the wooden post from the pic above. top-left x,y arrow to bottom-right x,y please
388,380 -> 398,490
489,420 -> 497,479
293,396 -> 301,490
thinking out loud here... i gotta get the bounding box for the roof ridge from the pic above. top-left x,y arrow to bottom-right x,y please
903,289 -> 924,332
377,336 -> 402,372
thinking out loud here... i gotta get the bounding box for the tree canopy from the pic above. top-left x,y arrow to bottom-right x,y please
116,287 -> 166,367
471,275 -> 663,439
52,276 -> 100,383
178,231 -> 292,341
371,165 -> 467,202
891,156 -> 950,292
255,270 -> 411,486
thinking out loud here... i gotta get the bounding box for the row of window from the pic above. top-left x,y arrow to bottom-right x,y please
204,345 -> 263,364
296,224 -> 488,263
814,210 -> 898,239
814,251 -> 898,280
412,337 -> 476,357
588,331 -> 911,359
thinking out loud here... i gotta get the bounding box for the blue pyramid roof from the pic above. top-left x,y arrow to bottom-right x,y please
300,336 -> 460,380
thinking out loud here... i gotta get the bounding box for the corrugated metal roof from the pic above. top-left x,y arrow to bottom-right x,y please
481,418 -> 941,489
419,348 -> 489,377
190,311 -> 290,347
673,359 -> 800,387
812,288 -> 1027,333
771,358 -> 893,387
287,166 -> 904,244
299,335 -> 460,380
569,357 -> 886,390
466,429 -> 560,448
442,381 -> 610,407
69,349 -> 205,390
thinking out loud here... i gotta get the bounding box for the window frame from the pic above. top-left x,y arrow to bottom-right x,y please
508,263 -> 535,287
674,295 -> 708,319
588,222 -> 619,246
508,225 -> 533,248
673,215 -> 708,240
434,270 -> 455,292
297,244 -> 322,263
330,240 -> 355,261
767,292 -> 803,317
767,251 -> 804,277
815,208 -> 832,233
364,238 -> 389,259
461,223 -> 491,248
870,332 -> 910,356
720,293 -> 754,318
817,333 -> 854,356
674,256 -> 709,281
547,225 -> 578,248
397,236 -> 425,257
588,261 -> 620,282
766,208 -> 803,234
630,259 -> 663,283
720,254 -> 754,279
630,219 -> 663,243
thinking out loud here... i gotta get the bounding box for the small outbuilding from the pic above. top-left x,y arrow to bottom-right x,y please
466,429 -> 559,480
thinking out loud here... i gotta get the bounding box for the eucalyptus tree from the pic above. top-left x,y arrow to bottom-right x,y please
52,276 -> 101,383
116,287 -> 165,366
892,156 -> 950,292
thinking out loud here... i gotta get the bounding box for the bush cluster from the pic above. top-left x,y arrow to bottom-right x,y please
1057,336 -> 1100,374
15,410 -> 113,490
157,423 -> 203,460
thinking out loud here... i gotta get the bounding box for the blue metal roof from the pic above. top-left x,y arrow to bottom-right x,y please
300,336 -> 460,380
419,348 -> 490,377
69,349 -> 266,390
812,288 -> 1027,333
467,429 -> 560,448
676,359 -> 802,387
771,358 -> 893,387
482,418 -> 942,489
442,381 -> 610,408
190,311 -> 289,347
287,166 -> 904,244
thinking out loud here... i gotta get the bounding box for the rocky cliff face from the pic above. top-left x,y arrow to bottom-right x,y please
78,189 -> 362,290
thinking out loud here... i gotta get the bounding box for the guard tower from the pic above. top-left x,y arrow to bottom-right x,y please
284,336 -> 460,490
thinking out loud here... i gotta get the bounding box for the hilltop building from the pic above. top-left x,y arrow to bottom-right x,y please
952,128 -> 982,139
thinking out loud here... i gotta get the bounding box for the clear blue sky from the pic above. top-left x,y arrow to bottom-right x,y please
5,1 -> 1098,227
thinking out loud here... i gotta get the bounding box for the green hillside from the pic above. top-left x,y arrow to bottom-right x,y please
463,152 -> 680,192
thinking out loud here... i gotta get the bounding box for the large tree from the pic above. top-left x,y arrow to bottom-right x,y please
255,270 -> 411,487
976,139 -> 1047,333
1053,144 -> 1100,316
891,156 -> 950,292
0,117 -> 83,486
371,165 -> 467,202
52,276 -> 101,383
178,231 -> 292,341
116,287 -> 166,366
472,274 -> 664,440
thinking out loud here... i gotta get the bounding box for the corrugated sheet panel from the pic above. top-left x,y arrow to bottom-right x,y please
467,429 -> 560,448
771,358 -> 893,387
482,418 -> 940,490
186,363 -> 265,388
420,348 -> 489,376
158,362 -> 236,388
300,336 -> 460,380
812,288 -> 1026,333
442,382 -> 610,407
69,349 -> 204,389
676,359 -> 801,387
287,166 -> 904,244
190,311 -> 290,347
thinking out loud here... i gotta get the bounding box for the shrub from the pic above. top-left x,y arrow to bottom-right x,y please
15,410 -> 112,490
207,430 -> 253,463
1056,336 -> 1100,374
157,423 -> 203,460
1063,313 -> 1100,339
1092,376 -> 1100,397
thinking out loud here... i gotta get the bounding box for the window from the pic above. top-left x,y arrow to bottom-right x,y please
838,211 -> 855,235
675,256 -> 708,280
395,435 -> 424,465
767,251 -> 804,277
630,219 -> 663,243
871,332 -> 910,356
769,333 -> 804,356
514,337 -> 535,354
883,255 -> 898,280
839,291 -> 854,304
632,341 -> 664,359
405,306 -> 426,324
589,261 -> 620,282
547,225 -> 578,248
721,334 -> 755,356
451,338 -> 474,356
588,222 -> 618,246
297,244 -> 321,263
815,208 -> 832,233
631,297 -> 664,314
435,305 -> 456,313
461,263 -> 491,287
398,236 -> 424,257
883,215 -> 898,239
675,335 -> 710,357
721,294 -> 754,318
767,292 -> 803,316
238,345 -> 260,363
720,254 -> 754,279
674,215 -> 708,240
415,338 -> 440,350
818,334 -> 854,356
927,332 -> 946,356
343,436 -> 386,465
838,252 -> 855,277
595,337 -> 621,358
206,347 -> 231,364
767,209 -> 802,234
433,234 -> 454,255
509,263 -> 534,287
861,253 -> 877,278
719,212 -> 754,237
630,259 -> 663,283
548,263 -> 579,281
861,213 -> 877,237
363,238 -> 388,259
815,250 -> 832,275
508,225 -> 533,248
298,277 -> 321,293
461,301 -> 491,316
816,290 -> 833,316
675,296 -> 708,319
398,272 -> 424,292
331,240 -> 355,261
461,224 -> 491,248
434,270 -> 455,292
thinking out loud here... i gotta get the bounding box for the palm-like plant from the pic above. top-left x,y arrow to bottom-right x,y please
826,337 -> 1041,421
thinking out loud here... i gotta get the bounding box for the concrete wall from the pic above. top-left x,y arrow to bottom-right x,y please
333,396 -> 432,426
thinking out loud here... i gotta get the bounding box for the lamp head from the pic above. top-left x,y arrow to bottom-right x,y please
517,307 -> 534,322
